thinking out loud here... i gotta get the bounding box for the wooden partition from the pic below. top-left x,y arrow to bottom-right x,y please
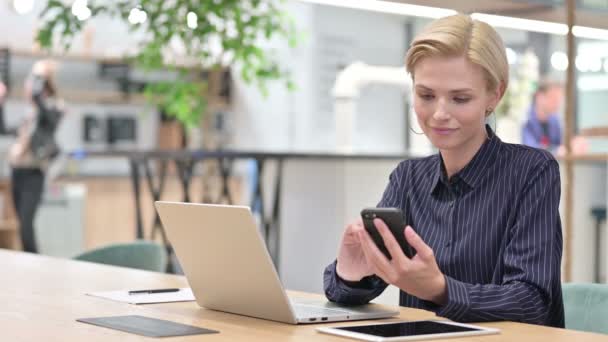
0,179 -> 19,249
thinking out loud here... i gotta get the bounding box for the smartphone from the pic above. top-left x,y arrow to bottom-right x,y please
360,207 -> 415,259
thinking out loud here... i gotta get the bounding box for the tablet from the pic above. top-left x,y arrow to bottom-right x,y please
316,320 -> 499,341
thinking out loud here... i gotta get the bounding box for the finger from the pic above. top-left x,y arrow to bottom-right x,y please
352,219 -> 365,233
345,219 -> 364,235
343,221 -> 363,241
356,217 -> 364,226
357,230 -> 395,278
373,218 -> 409,266
404,226 -> 434,261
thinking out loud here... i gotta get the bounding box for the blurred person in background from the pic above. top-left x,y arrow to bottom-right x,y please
0,81 -> 6,134
522,78 -> 589,155
8,60 -> 64,253
522,78 -> 563,152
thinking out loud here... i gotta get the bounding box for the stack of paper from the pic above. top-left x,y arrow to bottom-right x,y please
87,288 -> 195,305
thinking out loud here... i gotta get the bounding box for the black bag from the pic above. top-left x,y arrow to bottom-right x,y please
29,99 -> 62,161
30,125 -> 60,160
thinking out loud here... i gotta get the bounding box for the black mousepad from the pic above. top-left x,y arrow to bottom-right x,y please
77,315 -> 219,338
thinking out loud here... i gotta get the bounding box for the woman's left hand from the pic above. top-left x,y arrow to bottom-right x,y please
0,82 -> 6,102
358,219 -> 447,305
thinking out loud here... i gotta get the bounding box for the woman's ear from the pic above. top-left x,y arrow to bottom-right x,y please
498,81 -> 506,100
490,81 -> 506,109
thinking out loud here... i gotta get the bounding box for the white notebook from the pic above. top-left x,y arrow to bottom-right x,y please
87,288 -> 195,305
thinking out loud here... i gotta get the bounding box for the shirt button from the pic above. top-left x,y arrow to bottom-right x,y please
449,201 -> 455,208
445,241 -> 451,247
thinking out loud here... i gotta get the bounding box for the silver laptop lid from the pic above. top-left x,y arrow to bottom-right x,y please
155,201 -> 298,324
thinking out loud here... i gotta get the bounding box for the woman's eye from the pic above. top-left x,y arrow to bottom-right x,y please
454,97 -> 470,103
419,94 -> 434,101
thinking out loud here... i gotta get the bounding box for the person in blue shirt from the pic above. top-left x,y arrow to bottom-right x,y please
522,79 -> 563,152
0,81 -> 7,134
324,14 -> 564,328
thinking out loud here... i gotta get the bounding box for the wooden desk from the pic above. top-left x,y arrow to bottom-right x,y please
2,249 -> 605,341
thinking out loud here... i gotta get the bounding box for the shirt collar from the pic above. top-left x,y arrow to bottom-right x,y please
430,125 -> 501,194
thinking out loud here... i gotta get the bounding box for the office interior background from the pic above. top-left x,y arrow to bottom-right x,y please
1,0 -> 608,308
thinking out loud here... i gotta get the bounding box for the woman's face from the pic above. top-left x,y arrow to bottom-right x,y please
412,55 -> 502,153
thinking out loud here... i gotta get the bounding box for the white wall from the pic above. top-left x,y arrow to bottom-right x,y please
230,2 -> 409,153
229,2 -> 313,150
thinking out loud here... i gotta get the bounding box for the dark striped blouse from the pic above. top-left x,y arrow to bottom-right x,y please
324,126 -> 565,328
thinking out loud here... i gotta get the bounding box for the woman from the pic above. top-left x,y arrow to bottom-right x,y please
9,60 -> 63,253
324,14 -> 564,328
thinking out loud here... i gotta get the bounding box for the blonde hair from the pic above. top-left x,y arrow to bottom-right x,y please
405,14 -> 509,93
27,59 -> 58,98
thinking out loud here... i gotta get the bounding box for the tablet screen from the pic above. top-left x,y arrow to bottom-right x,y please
335,321 -> 481,337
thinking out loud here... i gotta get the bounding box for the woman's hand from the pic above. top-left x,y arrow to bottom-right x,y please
359,219 -> 447,305
0,82 -> 6,102
336,219 -> 375,282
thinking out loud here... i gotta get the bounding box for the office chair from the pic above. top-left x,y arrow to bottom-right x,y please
562,282 -> 608,334
74,240 -> 167,273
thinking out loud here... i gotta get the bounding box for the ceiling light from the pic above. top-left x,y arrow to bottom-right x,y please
471,13 -> 608,41
71,0 -> 91,21
297,0 -> 456,19
295,1 -> 608,42
471,13 -> 568,35
77,7 -> 91,21
187,11 -> 198,29
589,58 -> 602,72
551,52 -> 568,71
128,8 -> 147,25
576,56 -> 589,72
573,26 -> 608,41
13,0 -> 34,15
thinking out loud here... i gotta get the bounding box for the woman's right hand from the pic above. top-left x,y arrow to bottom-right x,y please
336,219 -> 375,282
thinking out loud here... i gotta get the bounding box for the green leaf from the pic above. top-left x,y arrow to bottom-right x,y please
36,28 -> 53,49
36,0 -> 300,129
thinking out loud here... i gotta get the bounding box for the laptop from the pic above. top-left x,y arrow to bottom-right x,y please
155,201 -> 399,324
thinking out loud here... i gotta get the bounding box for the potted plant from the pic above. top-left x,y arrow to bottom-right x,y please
36,0 -> 298,131
494,49 -> 539,144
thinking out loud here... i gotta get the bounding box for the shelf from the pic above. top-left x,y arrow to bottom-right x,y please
8,88 -> 148,105
10,47 -> 127,64
558,153 -> 608,162
580,126 -> 608,137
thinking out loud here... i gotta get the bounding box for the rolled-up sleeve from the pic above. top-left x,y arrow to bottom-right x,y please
435,159 -> 563,326
324,261 -> 388,305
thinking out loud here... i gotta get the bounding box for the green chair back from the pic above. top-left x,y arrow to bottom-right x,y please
562,282 -> 608,334
74,240 -> 167,273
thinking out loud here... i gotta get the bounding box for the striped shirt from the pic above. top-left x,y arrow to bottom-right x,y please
324,126 -> 565,328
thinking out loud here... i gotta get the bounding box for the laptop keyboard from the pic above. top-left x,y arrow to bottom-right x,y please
293,304 -> 352,319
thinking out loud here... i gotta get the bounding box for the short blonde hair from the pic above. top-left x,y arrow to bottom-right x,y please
29,59 -> 58,97
405,14 -> 509,92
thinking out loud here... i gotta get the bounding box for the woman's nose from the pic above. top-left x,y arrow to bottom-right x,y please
432,100 -> 450,120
